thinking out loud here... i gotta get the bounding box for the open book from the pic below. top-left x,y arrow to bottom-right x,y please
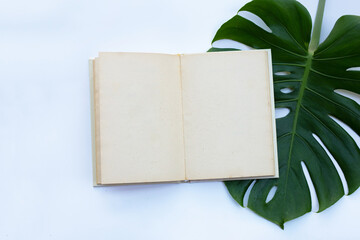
90,50 -> 278,185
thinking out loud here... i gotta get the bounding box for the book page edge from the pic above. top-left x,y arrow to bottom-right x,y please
266,49 -> 279,178
89,58 -> 102,186
188,175 -> 278,183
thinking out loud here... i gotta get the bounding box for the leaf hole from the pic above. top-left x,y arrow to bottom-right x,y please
275,71 -> 291,76
280,87 -> 294,94
312,133 -> 349,195
243,180 -> 256,207
238,11 -> 272,33
346,67 -> 360,72
301,161 -> 319,212
212,39 -> 253,50
329,116 -> 360,150
265,186 -> 277,203
275,107 -> 290,119
334,89 -> 360,105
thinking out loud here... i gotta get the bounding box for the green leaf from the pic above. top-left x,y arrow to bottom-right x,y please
211,0 -> 360,228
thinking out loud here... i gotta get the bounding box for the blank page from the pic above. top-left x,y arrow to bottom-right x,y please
95,53 -> 185,184
180,50 -> 277,180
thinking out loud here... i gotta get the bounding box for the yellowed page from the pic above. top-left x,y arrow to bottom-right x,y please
180,50 -> 276,180
96,52 -> 185,184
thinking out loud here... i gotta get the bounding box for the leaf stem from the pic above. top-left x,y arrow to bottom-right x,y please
308,0 -> 326,54
283,0 -> 327,214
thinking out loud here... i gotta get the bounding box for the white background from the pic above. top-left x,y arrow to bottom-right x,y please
1,0 -> 360,239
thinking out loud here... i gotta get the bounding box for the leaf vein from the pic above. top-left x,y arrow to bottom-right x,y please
273,63 -> 306,67
305,87 -> 360,118
313,53 -> 360,61
277,132 -> 292,140
300,104 -> 338,137
310,68 -> 360,82
276,99 -> 298,103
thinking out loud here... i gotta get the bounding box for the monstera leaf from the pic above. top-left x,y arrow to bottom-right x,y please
211,0 -> 360,228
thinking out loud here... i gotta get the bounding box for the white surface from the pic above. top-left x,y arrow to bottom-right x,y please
0,0 -> 359,239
